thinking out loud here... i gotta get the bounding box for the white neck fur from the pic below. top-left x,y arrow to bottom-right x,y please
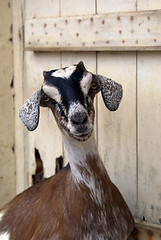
62,132 -> 109,209
62,132 -> 103,183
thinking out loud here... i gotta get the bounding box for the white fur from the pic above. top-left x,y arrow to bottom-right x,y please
51,65 -> 76,79
62,130 -> 108,210
62,132 -> 104,180
80,73 -> 92,95
83,233 -> 108,240
43,85 -> 61,103
68,101 -> 87,119
0,211 -> 5,222
0,232 -> 10,240
62,132 -> 98,170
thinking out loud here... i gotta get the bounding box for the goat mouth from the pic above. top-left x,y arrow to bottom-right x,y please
70,129 -> 93,141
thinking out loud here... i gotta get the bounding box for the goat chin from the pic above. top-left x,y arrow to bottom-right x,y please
69,128 -> 93,141
71,131 -> 93,141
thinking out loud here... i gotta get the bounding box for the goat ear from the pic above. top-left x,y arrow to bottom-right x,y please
19,90 -> 41,131
96,75 -> 123,111
77,61 -> 86,71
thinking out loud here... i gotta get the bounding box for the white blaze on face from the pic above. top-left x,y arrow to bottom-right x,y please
51,65 -> 76,79
43,85 -> 61,103
68,101 -> 87,118
67,101 -> 93,139
0,232 -> 10,240
68,102 -> 84,132
80,72 -> 92,95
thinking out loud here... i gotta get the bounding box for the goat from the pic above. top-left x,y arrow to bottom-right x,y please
0,61 -> 134,240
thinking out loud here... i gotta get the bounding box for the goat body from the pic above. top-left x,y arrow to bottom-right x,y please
0,61 -> 134,239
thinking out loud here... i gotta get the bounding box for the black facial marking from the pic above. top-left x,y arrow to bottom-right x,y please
43,64 -> 87,110
55,103 -> 68,121
86,96 -> 92,116
70,61 -> 86,81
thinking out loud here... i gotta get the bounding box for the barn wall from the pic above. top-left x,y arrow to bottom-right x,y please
22,0 -> 161,226
0,0 -> 16,208
1,0 -> 159,236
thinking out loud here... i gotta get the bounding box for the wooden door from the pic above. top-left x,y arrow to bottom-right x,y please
14,0 -> 161,237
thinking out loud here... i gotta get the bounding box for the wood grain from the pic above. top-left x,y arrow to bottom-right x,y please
25,10 -> 161,51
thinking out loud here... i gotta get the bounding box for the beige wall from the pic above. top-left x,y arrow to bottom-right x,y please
0,0 -> 16,208
23,0 -> 161,227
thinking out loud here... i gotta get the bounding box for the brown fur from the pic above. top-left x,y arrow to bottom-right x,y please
0,155 -> 134,240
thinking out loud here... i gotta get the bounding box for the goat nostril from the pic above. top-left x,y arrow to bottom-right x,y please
82,116 -> 88,124
71,113 -> 88,126
72,119 -> 80,125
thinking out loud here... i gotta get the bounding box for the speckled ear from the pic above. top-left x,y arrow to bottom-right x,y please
19,90 -> 41,131
96,75 -> 123,111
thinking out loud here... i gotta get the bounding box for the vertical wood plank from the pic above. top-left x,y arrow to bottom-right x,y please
137,52 -> 161,224
97,0 -> 136,13
60,0 -> 97,163
61,52 -> 97,165
0,0 -> 16,207
62,52 -> 96,72
137,0 -> 161,10
13,0 -> 26,194
25,52 -> 63,185
24,0 -> 62,186
97,52 -> 137,214
60,0 -> 95,16
25,0 -> 60,19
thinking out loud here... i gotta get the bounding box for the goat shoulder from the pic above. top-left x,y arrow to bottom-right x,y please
0,165 -> 72,240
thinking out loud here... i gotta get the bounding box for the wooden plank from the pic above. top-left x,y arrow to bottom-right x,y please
61,52 -> 97,71
25,0 -> 60,19
60,1 -> 97,162
24,52 -> 63,184
97,0 -> 136,13
97,52 -> 137,215
25,10 -> 161,52
13,0 -> 26,193
128,219 -> 161,240
60,0 -> 95,16
135,219 -> 161,234
25,52 -> 97,181
138,0 -> 161,11
137,52 -> 161,225
0,0 -> 16,208
61,52 -> 97,165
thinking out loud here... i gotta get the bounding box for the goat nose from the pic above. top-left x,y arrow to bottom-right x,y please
71,112 -> 88,125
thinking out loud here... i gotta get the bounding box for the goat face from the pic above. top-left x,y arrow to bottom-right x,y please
41,62 -> 98,141
19,61 -> 123,141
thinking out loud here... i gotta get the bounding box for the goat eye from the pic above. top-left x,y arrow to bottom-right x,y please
91,82 -> 98,90
44,96 -> 50,102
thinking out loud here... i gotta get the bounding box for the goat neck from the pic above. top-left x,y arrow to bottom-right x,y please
62,132 -> 134,240
62,132 -> 105,182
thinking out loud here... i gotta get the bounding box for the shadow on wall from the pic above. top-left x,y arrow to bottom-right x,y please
32,148 -> 64,185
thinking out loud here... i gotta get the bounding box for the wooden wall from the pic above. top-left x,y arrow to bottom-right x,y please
11,0 -> 161,235
0,1 -> 16,208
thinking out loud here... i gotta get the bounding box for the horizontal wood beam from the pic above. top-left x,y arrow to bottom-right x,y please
128,219 -> 161,239
25,10 -> 161,52
135,219 -> 161,233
